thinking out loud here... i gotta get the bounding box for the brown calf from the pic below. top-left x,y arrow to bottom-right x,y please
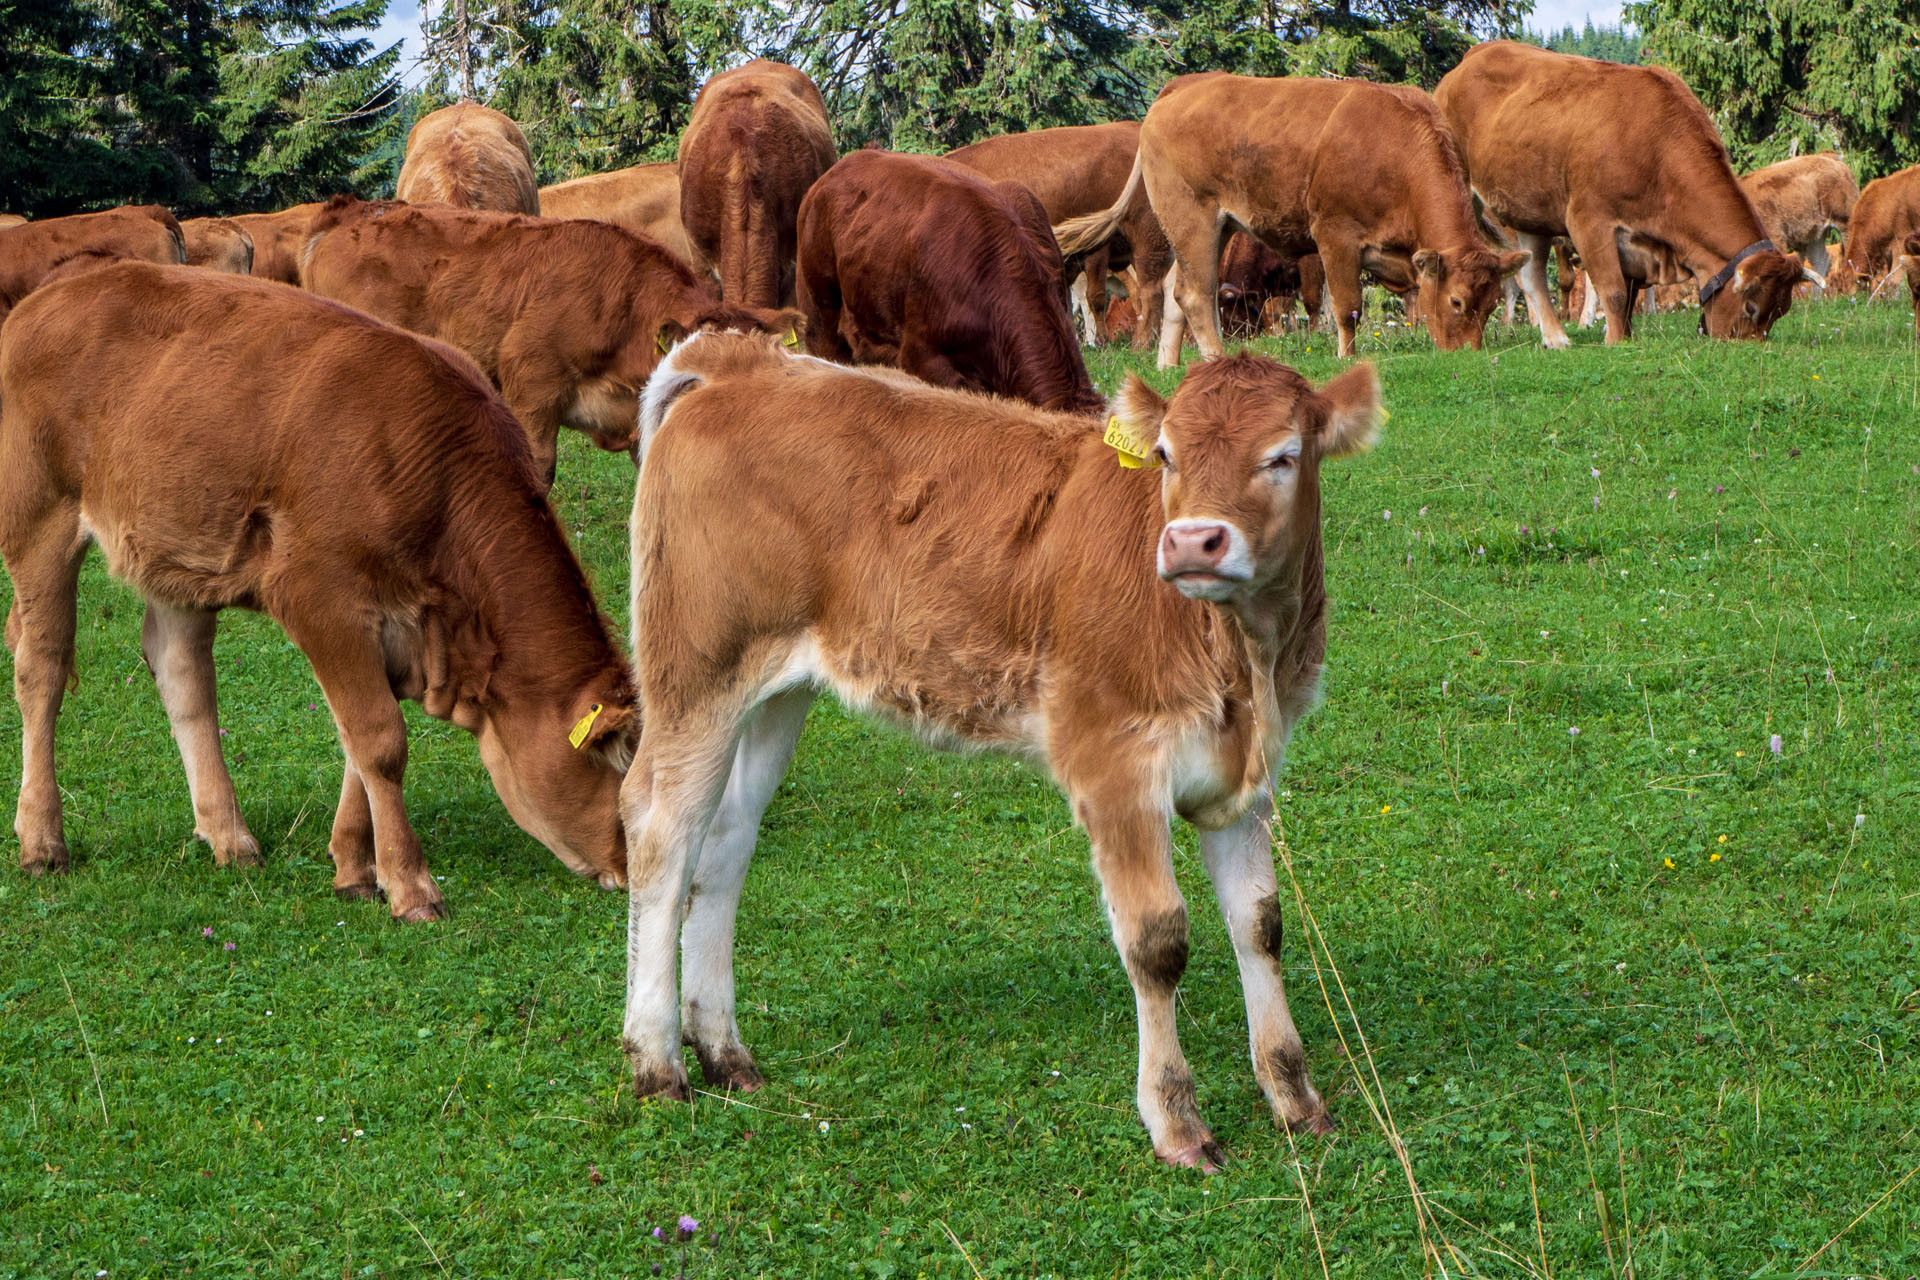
396,101 -> 540,215
796,150 -> 1101,412
1437,41 -> 1813,346
1906,233 -> 1920,335
180,217 -> 256,274
621,332 -> 1380,1168
1739,153 -> 1857,290
301,197 -> 792,489
677,61 -> 837,307
1832,164 -> 1920,297
539,162 -> 699,270
1060,74 -> 1524,364
1219,234 -> 1325,337
0,206 -> 184,320
946,122 -> 1175,351
0,263 -> 636,918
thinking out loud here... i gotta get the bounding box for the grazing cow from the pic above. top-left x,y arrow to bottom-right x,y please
1058,74 -> 1524,364
1739,153 -> 1857,290
677,61 -> 836,308
1906,233 -> 1920,334
538,162 -> 699,270
795,150 -> 1101,413
180,217 -> 255,274
1437,41 -> 1814,346
946,122 -> 1175,351
1831,164 -> 1920,297
0,206 -> 183,320
0,263 -> 636,917
621,332 -> 1378,1169
1218,234 -> 1325,338
226,202 -> 326,285
301,196 -> 794,489
396,101 -> 540,215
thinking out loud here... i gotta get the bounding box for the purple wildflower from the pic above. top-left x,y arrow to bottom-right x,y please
201,927 -> 214,938
652,1227 -> 663,1240
224,941 -> 236,952
678,1215 -> 699,1236
1769,734 -> 1782,756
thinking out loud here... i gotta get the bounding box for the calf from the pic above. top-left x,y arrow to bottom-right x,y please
1219,234 -> 1324,338
1437,41 -> 1815,345
1740,153 -> 1857,290
396,101 -> 540,215
539,162 -> 699,270
180,217 -> 255,274
678,61 -> 836,307
796,150 -> 1101,412
0,263 -> 636,919
301,196 -> 793,489
621,332 -> 1380,1168
1832,163 -> 1920,297
0,206 -> 183,320
228,202 -> 325,285
1059,74 -> 1524,363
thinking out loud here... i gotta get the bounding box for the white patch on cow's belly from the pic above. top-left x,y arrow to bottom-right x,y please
809,633 -> 1050,765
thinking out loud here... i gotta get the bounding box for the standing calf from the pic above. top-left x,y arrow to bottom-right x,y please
621,333 -> 1381,1168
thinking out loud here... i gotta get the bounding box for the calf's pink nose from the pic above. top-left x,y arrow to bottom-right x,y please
1161,523 -> 1230,571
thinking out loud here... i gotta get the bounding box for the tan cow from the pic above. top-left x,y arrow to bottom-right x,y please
180,217 -> 255,274
1739,153 -> 1857,291
677,61 -> 836,307
0,206 -> 184,320
396,101 -> 540,215
1058,74 -> 1524,364
621,332 -> 1379,1168
225,202 -> 326,285
0,263 -> 636,917
1831,164 -> 1920,297
1437,41 -> 1813,345
946,122 -> 1175,351
538,162 -> 698,270
301,196 -> 794,489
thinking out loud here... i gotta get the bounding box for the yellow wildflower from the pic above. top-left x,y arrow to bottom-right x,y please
1717,834 -> 1728,844
1663,857 -> 1675,869
1710,852 -> 1722,863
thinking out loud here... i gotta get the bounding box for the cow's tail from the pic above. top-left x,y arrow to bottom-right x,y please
716,151 -> 778,307
1053,146 -> 1143,258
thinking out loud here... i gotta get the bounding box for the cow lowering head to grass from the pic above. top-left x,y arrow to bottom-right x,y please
619,332 -> 1382,1169
0,263 -> 636,919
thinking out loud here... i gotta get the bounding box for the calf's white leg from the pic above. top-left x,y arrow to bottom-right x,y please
141,600 -> 260,865
679,688 -> 814,1091
1199,798 -> 1331,1134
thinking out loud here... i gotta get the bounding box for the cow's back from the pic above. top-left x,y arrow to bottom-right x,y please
180,217 -> 255,274
945,122 -> 1143,222
1741,153 -> 1858,250
677,61 -> 836,307
226,202 -> 325,285
0,206 -> 184,311
538,162 -> 697,267
397,102 -> 541,215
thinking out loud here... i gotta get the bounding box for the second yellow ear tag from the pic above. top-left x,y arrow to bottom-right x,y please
568,703 -> 603,749
656,332 -> 671,355
1103,415 -> 1160,469
782,328 -> 799,348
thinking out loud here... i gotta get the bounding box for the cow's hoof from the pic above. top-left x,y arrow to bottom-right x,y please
208,833 -> 263,868
695,1046 -> 766,1094
19,841 -> 70,876
334,883 -> 381,901
394,899 -> 449,923
632,1064 -> 693,1102
596,869 -> 626,891
1286,1109 -> 1337,1137
1542,334 -> 1571,350
1156,1138 -> 1227,1173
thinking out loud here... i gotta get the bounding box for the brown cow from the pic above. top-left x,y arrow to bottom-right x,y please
396,101 -> 540,215
226,202 -> 325,285
796,150 -> 1100,413
1739,153 -> 1857,289
946,122 -> 1175,351
677,61 -> 836,308
1831,164 -> 1920,297
1905,232 -> 1920,335
1219,234 -> 1325,338
1437,41 -> 1813,345
621,331 -> 1377,1167
1059,74 -> 1524,364
0,206 -> 184,319
538,162 -> 699,270
301,196 -> 794,488
0,262 -> 636,918
180,217 -> 255,274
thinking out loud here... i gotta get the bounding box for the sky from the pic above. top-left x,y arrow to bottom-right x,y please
366,0 -> 1631,90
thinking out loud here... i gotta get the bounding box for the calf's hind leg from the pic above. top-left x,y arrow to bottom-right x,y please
680,688 -> 814,1092
141,601 -> 260,866
3,512 -> 88,873
1199,799 -> 1331,1135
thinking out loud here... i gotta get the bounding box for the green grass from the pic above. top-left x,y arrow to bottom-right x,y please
4,299 -> 1919,1278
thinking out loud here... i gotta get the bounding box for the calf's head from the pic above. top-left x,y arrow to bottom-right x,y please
1412,247 -> 1528,350
1111,354 -> 1382,603
1699,248 -> 1811,339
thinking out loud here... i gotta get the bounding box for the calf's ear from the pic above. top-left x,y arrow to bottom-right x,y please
1413,250 -> 1444,280
1904,232 -> 1920,256
1498,250 -> 1531,278
1315,362 -> 1382,459
1109,373 -> 1166,441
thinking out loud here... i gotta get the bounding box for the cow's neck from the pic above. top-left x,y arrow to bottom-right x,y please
1667,177 -> 1773,279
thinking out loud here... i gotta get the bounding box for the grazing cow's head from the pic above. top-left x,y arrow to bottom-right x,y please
1113,354 -> 1381,603
1411,247 -> 1528,350
583,304 -> 805,457
1699,249 -> 1810,340
1826,256 -> 1860,296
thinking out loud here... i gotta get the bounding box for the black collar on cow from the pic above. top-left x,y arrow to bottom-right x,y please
1698,240 -> 1778,306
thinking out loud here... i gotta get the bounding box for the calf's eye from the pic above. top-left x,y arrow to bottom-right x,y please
1263,454 -> 1296,472
1152,445 -> 1171,468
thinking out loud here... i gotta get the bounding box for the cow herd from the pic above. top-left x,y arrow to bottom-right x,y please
3,42 -> 1918,1171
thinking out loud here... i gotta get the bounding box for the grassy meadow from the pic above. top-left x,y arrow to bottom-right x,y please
3,298 -> 1918,1278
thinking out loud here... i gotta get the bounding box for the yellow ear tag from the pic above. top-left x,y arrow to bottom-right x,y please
782,327 -> 799,348
1103,415 -> 1160,469
568,703 -> 603,749
656,331 -> 671,355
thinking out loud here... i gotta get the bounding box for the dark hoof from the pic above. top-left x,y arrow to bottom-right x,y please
695,1046 -> 766,1094
20,849 -> 70,876
633,1066 -> 693,1102
1157,1138 -> 1227,1173
1287,1110 -> 1337,1137
334,883 -> 382,901
395,900 -> 449,923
